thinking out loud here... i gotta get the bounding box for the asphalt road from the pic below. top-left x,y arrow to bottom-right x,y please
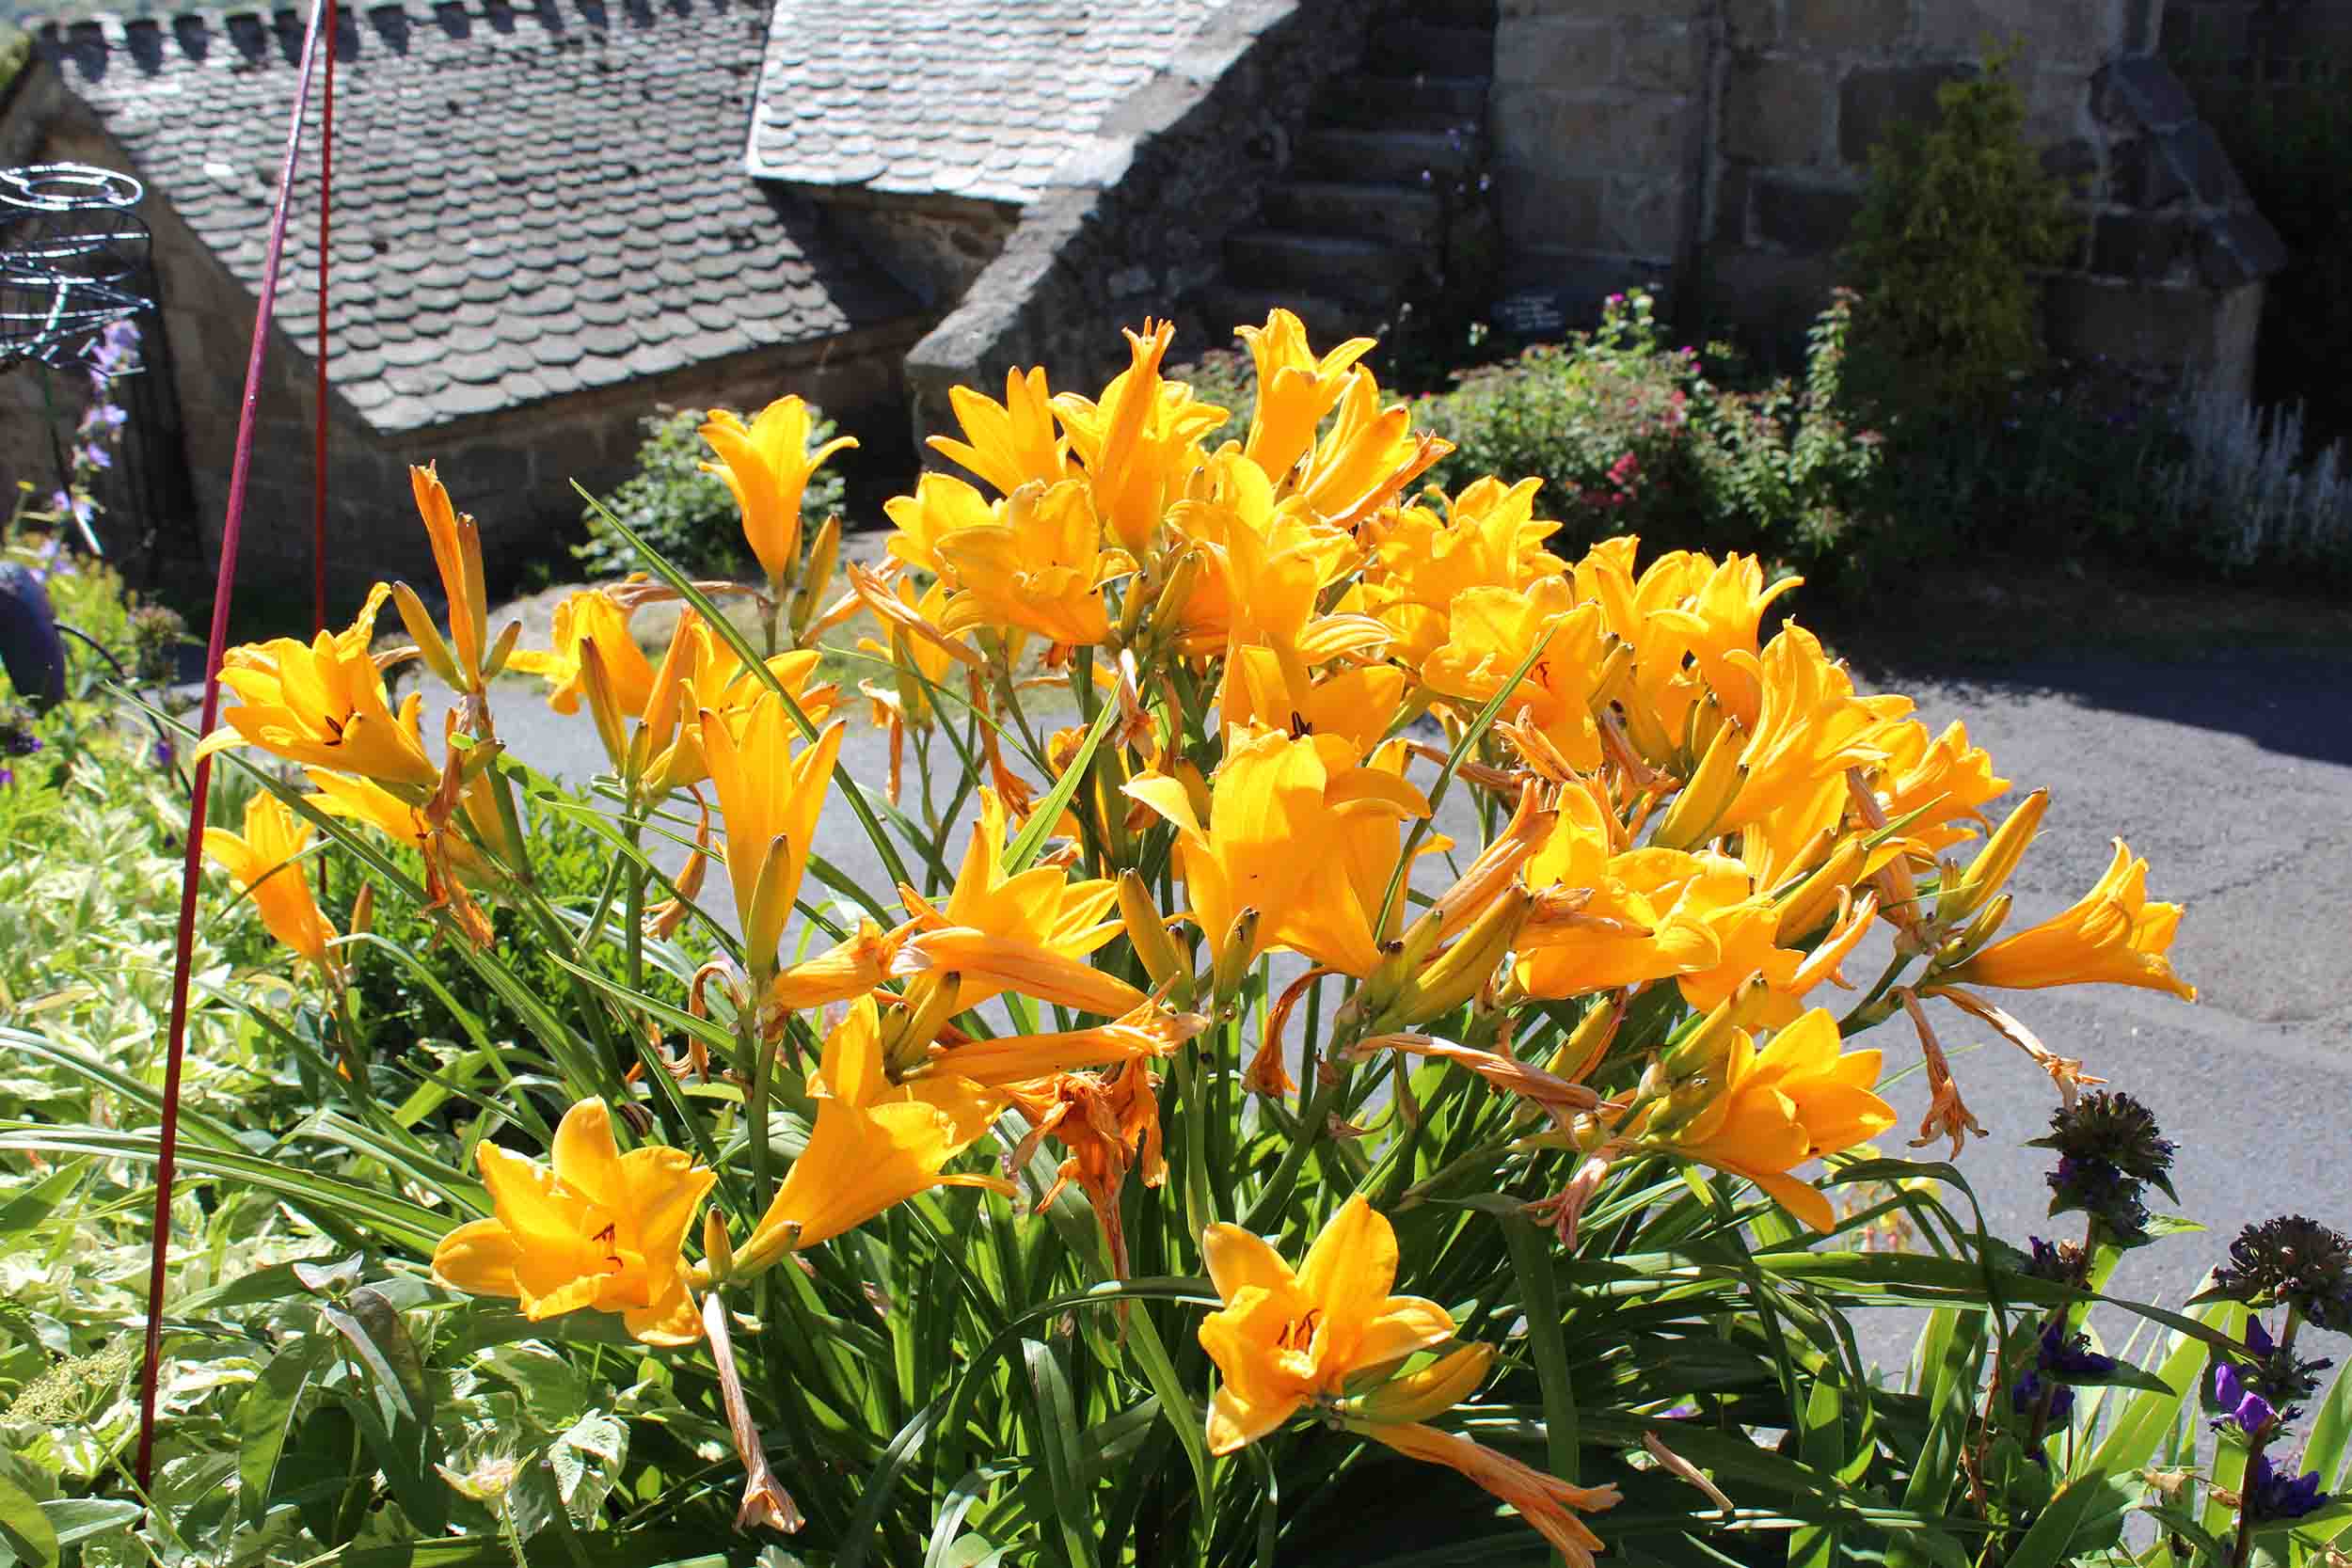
485,642 -> 2352,1349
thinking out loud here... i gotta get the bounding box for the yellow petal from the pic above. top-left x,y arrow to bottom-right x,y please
1297,1194 -> 1399,1329
1201,1223 -> 1297,1304
431,1216 -> 524,1298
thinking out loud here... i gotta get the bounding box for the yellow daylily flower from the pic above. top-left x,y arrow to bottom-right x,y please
431,1098 -> 716,1346
1234,308 -> 1377,480
1514,789 -> 1742,998
1937,838 -> 2196,1000
202,793 -> 337,968
1293,370 -> 1452,529
1052,319 -> 1228,552
920,999 -> 1207,1089
1359,477 -> 1564,667
1674,885 -> 1880,1026
1124,726 -> 1434,978
1422,578 -> 1610,773
937,478 -> 1124,648
1720,626 -> 1909,832
1220,650 -> 1407,753
701,693 -> 846,977
736,997 -> 1004,1271
927,365 -> 1070,499
1867,719 -> 2009,858
195,584 -> 440,791
1644,550 -> 1802,728
1196,1193 -> 1459,1454
506,588 -> 655,721
882,471 -> 1000,580
305,766 -> 507,884
700,396 -> 858,587
1640,1008 -> 1897,1231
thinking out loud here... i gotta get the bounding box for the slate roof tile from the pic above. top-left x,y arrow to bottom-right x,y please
744,0 -> 1232,203
32,0 -> 918,435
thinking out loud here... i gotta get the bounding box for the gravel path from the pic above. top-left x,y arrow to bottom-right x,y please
485,640 -> 2352,1337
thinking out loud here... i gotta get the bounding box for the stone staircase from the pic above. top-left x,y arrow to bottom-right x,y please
1203,0 -> 1496,349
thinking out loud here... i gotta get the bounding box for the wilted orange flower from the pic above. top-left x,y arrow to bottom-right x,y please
1007,1060 -> 1166,1281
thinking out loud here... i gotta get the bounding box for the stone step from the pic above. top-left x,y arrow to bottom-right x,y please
1223,230 -> 1418,310
1294,125 -> 1476,184
1407,0 -> 1500,28
1367,21 -> 1496,79
1316,72 -> 1492,130
1200,286 -> 1391,351
1261,179 -> 1447,246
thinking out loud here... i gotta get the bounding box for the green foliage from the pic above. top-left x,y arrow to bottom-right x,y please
574,406 -> 846,581
1842,48 -> 2082,416
1417,288 -> 1884,572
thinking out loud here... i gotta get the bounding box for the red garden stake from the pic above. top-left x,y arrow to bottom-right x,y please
135,0 -> 338,1493
312,0 -> 337,641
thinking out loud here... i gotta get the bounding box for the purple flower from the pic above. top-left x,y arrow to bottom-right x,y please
151,736 -> 177,769
75,442 -> 112,472
79,401 -> 127,435
2215,1360 -> 2278,1440
0,768 -> 12,788
49,491 -> 95,528
2246,1452 -> 2329,1521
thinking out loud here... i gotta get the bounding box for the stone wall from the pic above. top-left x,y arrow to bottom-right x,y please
2165,0 -> 2352,82
1488,0 -> 1714,307
788,188 -> 1020,315
1,58 -> 917,614
903,0 -> 1391,441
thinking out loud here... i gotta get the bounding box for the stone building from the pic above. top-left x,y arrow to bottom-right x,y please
0,0 -> 2296,601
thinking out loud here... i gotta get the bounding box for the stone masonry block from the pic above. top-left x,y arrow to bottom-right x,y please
1620,21 -> 1702,92
1724,56 -> 1836,166
1788,0 -> 1913,53
1599,173 -> 1685,256
1494,165 -> 1606,252
1915,0 -> 2120,67
1495,18 -> 1618,89
1503,0 -> 1705,17
1514,91 -> 1700,174
1838,63 -> 1974,165
2093,55 -> 2200,133
2197,210 -> 2290,289
1753,173 -> 1864,253
1725,0 -> 1778,47
2091,210 -> 2199,279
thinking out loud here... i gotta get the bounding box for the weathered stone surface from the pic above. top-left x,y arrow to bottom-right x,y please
1723,55 -> 1835,166
1724,0 -> 1778,47
1494,166 -> 1606,252
1598,172 -> 1685,256
1502,0 -> 1702,18
2092,211 -> 2199,279
1752,173 -> 1864,253
1787,0 -> 1912,52
1914,0 -> 2111,64
1838,63 -> 1973,165
2042,273 -> 2263,400
2094,54 -> 2200,130
2197,210 -> 2291,290
1518,91 -> 1700,173
1619,20 -> 1702,93
1493,17 -> 1617,89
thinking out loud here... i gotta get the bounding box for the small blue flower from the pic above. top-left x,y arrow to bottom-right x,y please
75,442 -> 112,472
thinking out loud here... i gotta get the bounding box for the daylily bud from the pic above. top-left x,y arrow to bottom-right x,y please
1151,546 -> 1202,649
790,515 -> 840,643
1114,567 -> 1150,649
389,580 -> 465,690
1682,691 -> 1724,762
881,973 -> 964,1071
1587,635 -> 1635,711
1939,787 -> 2048,927
1659,972 -> 1771,1083
1650,714 -> 1747,851
1546,990 -> 1623,1085
1210,908 -> 1262,1012
1117,870 -> 1191,1003
702,1207 -> 736,1286
1354,938 -> 1414,1024
1342,1342 -> 1495,1425
1934,892 -> 2012,970
1775,835 -> 1868,942
349,879 -> 377,938
1391,883 -> 1533,1029
484,618 -> 523,680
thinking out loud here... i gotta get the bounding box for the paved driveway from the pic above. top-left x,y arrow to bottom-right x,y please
488,642 -> 2352,1337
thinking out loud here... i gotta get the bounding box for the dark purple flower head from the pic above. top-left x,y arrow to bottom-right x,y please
2245,1453 -> 2329,1521
2217,1216 -> 2352,1332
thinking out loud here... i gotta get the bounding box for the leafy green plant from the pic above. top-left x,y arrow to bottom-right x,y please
1842,47 -> 2082,416
575,406 -> 847,582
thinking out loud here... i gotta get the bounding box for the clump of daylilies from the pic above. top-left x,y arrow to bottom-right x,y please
197,310 -> 2198,1558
